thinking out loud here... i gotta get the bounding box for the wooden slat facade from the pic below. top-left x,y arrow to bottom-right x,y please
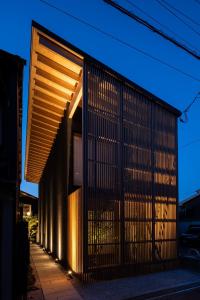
83,62 -> 178,276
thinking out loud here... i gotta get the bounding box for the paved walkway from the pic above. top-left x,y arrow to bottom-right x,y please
30,243 -> 82,300
31,243 -> 200,300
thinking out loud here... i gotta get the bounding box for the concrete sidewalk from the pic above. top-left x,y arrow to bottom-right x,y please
30,243 -> 200,300
30,243 -> 82,300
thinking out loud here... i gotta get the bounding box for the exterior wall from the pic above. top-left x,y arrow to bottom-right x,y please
20,193 -> 38,216
67,188 -> 82,273
180,195 -> 200,220
0,51 -> 24,300
39,110 -> 70,262
83,61 -> 178,274
38,106 -> 83,271
179,221 -> 200,234
38,60 -> 178,279
179,194 -> 200,234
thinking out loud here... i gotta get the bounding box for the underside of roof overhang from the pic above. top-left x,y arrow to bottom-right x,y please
25,26 -> 83,183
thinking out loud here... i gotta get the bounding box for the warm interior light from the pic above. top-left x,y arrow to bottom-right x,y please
67,188 -> 82,273
55,258 -> 59,263
67,270 -> 72,275
26,211 -> 31,216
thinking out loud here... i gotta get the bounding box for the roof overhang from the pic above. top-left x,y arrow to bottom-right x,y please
25,26 -> 83,183
26,22 -> 181,184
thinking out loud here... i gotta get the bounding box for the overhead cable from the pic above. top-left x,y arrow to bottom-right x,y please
180,92 -> 200,122
38,0 -> 200,82
182,139 -> 200,148
124,0 -> 200,53
155,0 -> 200,37
159,0 -> 200,26
104,0 -> 200,59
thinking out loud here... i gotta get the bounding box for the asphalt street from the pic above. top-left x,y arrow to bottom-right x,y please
149,286 -> 200,300
129,282 -> 200,300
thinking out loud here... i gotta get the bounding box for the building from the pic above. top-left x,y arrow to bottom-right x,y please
0,50 -> 25,299
20,190 -> 38,217
179,191 -> 200,234
25,22 -> 181,279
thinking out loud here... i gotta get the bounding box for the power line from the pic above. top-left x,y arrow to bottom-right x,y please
124,0 -> 200,53
38,0 -> 200,82
182,139 -> 200,148
184,92 -> 200,112
160,0 -> 200,26
104,0 -> 200,59
155,0 -> 200,37
180,92 -> 200,122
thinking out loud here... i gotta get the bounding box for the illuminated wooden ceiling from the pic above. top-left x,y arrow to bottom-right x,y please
25,27 -> 83,183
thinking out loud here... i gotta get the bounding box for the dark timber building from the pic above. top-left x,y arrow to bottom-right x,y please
0,50 -> 25,299
25,22 -> 181,279
179,192 -> 200,234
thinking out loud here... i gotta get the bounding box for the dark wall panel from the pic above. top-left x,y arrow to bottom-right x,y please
39,110 -> 69,262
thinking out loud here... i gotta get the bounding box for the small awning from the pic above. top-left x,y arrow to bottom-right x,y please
25,26 -> 83,183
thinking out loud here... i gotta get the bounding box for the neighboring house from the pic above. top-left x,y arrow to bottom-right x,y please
20,190 -> 38,217
25,22 -> 181,280
0,50 -> 25,300
179,192 -> 200,234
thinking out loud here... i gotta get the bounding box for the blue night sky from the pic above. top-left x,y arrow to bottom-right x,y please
0,0 -> 200,201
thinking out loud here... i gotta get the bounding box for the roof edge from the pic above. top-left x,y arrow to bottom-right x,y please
180,192 -> 200,205
31,20 -> 181,117
0,49 -> 26,65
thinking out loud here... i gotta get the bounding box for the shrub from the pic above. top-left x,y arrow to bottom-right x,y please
24,216 -> 38,242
